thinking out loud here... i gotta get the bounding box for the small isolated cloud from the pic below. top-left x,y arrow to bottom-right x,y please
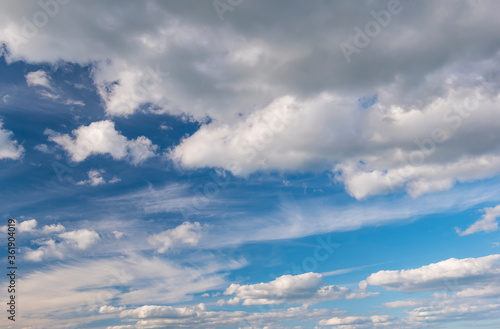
148,222 -> 204,253
120,304 -> 205,319
111,231 -> 126,239
457,205 -> 500,236
26,70 -> 53,89
319,315 -> 395,327
18,218 -> 38,232
0,120 -> 24,160
77,169 -> 106,186
34,143 -> 53,154
25,239 -> 64,261
2,94 -> 10,103
38,90 -> 59,100
366,254 -> 500,293
216,297 -> 240,306
63,99 -> 85,106
224,272 -> 351,305
58,229 -> 99,250
99,305 -> 126,314
46,120 -> 158,165
41,223 -> 65,234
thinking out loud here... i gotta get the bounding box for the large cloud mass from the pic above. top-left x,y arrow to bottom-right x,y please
2,0 -> 500,198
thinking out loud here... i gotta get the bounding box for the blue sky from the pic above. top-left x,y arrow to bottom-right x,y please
1,1 -> 500,328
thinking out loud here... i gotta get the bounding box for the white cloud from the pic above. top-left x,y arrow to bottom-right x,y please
148,222 -> 204,253
366,254 -> 500,293
99,305 -> 126,314
41,223 -> 65,234
318,315 -> 395,326
77,169 -> 106,186
15,253 -> 245,325
216,297 -> 240,306
38,89 -> 59,99
25,238 -> 64,261
34,143 -> 53,153
18,218 -> 38,232
224,273 -> 351,305
25,70 -> 53,89
58,229 -> 100,250
63,98 -> 85,106
117,303 -> 344,329
46,120 -> 158,164
120,304 -> 204,319
1,1 -> 500,198
0,120 -> 24,160
457,205 -> 500,236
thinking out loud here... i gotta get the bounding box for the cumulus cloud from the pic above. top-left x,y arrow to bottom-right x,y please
76,169 -> 120,186
120,304 -> 205,319
41,223 -> 65,234
118,303 -> 344,328
457,205 -> 500,236
58,229 -> 99,250
25,239 -> 64,261
2,1 -> 500,198
77,169 -> 106,186
318,315 -> 396,327
1,218 -> 66,235
224,272 -> 352,305
98,305 -> 126,314
46,120 -> 158,164
0,120 -> 24,160
24,227 -> 97,261
148,222 -> 204,253
366,254 -> 500,293
25,70 -> 53,89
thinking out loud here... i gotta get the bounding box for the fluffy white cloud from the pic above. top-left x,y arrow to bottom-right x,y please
148,222 -> 204,253
0,218 -> 36,233
120,304 -> 205,319
117,304 -> 344,329
0,120 -> 24,160
457,205 -> 500,236
25,70 -> 53,89
77,169 -> 106,186
76,169 -> 120,186
318,315 -> 395,327
58,229 -> 99,250
25,238 -> 64,261
15,253 -> 245,327
2,1 -> 500,198
366,254 -> 500,293
41,223 -> 65,234
224,273 -> 351,305
99,305 -> 126,314
18,218 -> 38,232
46,120 -> 158,164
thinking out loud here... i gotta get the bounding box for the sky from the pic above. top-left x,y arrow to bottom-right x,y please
1,0 -> 500,328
